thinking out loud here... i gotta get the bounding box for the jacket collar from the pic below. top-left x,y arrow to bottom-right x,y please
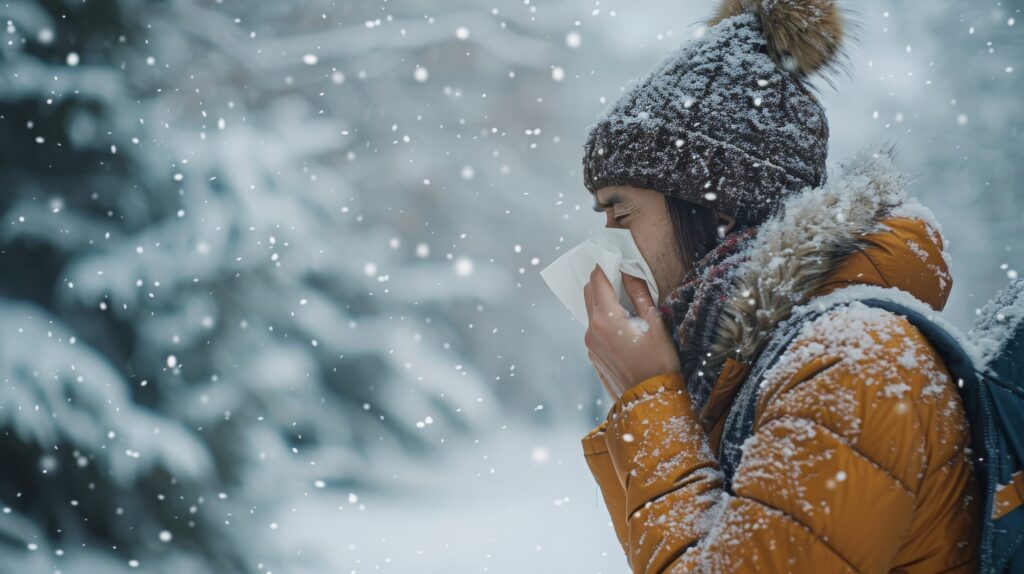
677,147 -> 953,437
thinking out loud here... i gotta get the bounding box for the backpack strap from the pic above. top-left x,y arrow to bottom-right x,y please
716,307 -> 817,487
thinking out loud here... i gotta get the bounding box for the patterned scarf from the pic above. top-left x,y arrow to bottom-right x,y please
657,225 -> 760,415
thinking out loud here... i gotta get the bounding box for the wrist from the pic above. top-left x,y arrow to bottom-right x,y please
610,371 -> 687,418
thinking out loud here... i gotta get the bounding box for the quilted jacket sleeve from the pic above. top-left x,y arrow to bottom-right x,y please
580,308 -> 979,573
582,418 -> 631,555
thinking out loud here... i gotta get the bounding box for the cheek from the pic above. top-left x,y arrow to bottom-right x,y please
629,213 -> 678,279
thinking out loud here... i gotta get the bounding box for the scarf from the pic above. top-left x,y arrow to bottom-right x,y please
657,225 -> 760,415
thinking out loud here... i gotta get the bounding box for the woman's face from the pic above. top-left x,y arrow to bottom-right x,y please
593,185 -> 686,307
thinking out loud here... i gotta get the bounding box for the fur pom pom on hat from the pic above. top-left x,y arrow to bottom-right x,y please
582,0 -> 847,223
709,0 -> 845,78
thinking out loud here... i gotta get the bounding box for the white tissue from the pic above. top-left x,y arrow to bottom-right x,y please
539,227 -> 660,328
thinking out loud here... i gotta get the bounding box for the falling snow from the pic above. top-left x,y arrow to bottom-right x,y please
0,0 -> 1019,572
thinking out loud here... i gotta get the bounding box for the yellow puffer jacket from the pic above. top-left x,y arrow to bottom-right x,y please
580,153 -> 982,573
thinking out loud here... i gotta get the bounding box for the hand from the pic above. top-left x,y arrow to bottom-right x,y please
583,264 -> 681,400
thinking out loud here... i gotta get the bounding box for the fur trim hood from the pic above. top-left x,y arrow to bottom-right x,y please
675,147 -> 953,392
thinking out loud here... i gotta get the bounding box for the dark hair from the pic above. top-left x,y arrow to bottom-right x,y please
664,195 -> 723,273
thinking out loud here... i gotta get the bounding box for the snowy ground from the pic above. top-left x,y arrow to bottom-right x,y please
272,421 -> 628,573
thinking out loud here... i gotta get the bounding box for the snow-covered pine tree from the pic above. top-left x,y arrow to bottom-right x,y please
0,0 -> 278,570
1,0 -> 592,570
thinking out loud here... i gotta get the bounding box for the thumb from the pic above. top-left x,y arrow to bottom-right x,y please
622,272 -> 659,320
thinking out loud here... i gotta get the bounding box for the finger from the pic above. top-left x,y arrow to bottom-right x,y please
622,272 -> 659,320
589,263 -> 620,313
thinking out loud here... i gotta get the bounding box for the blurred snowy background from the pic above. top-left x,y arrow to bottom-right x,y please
0,0 -> 1019,572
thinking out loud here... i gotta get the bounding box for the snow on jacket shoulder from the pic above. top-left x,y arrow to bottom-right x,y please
580,151 -> 981,573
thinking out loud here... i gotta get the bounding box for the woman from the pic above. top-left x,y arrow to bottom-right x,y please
577,1 -> 981,572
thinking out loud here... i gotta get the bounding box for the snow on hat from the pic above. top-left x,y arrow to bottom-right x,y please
582,0 -> 846,223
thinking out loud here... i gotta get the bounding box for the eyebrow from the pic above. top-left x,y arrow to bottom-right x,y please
591,192 -> 624,212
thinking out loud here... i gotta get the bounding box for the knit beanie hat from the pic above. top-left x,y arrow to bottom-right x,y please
582,0 -> 846,223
